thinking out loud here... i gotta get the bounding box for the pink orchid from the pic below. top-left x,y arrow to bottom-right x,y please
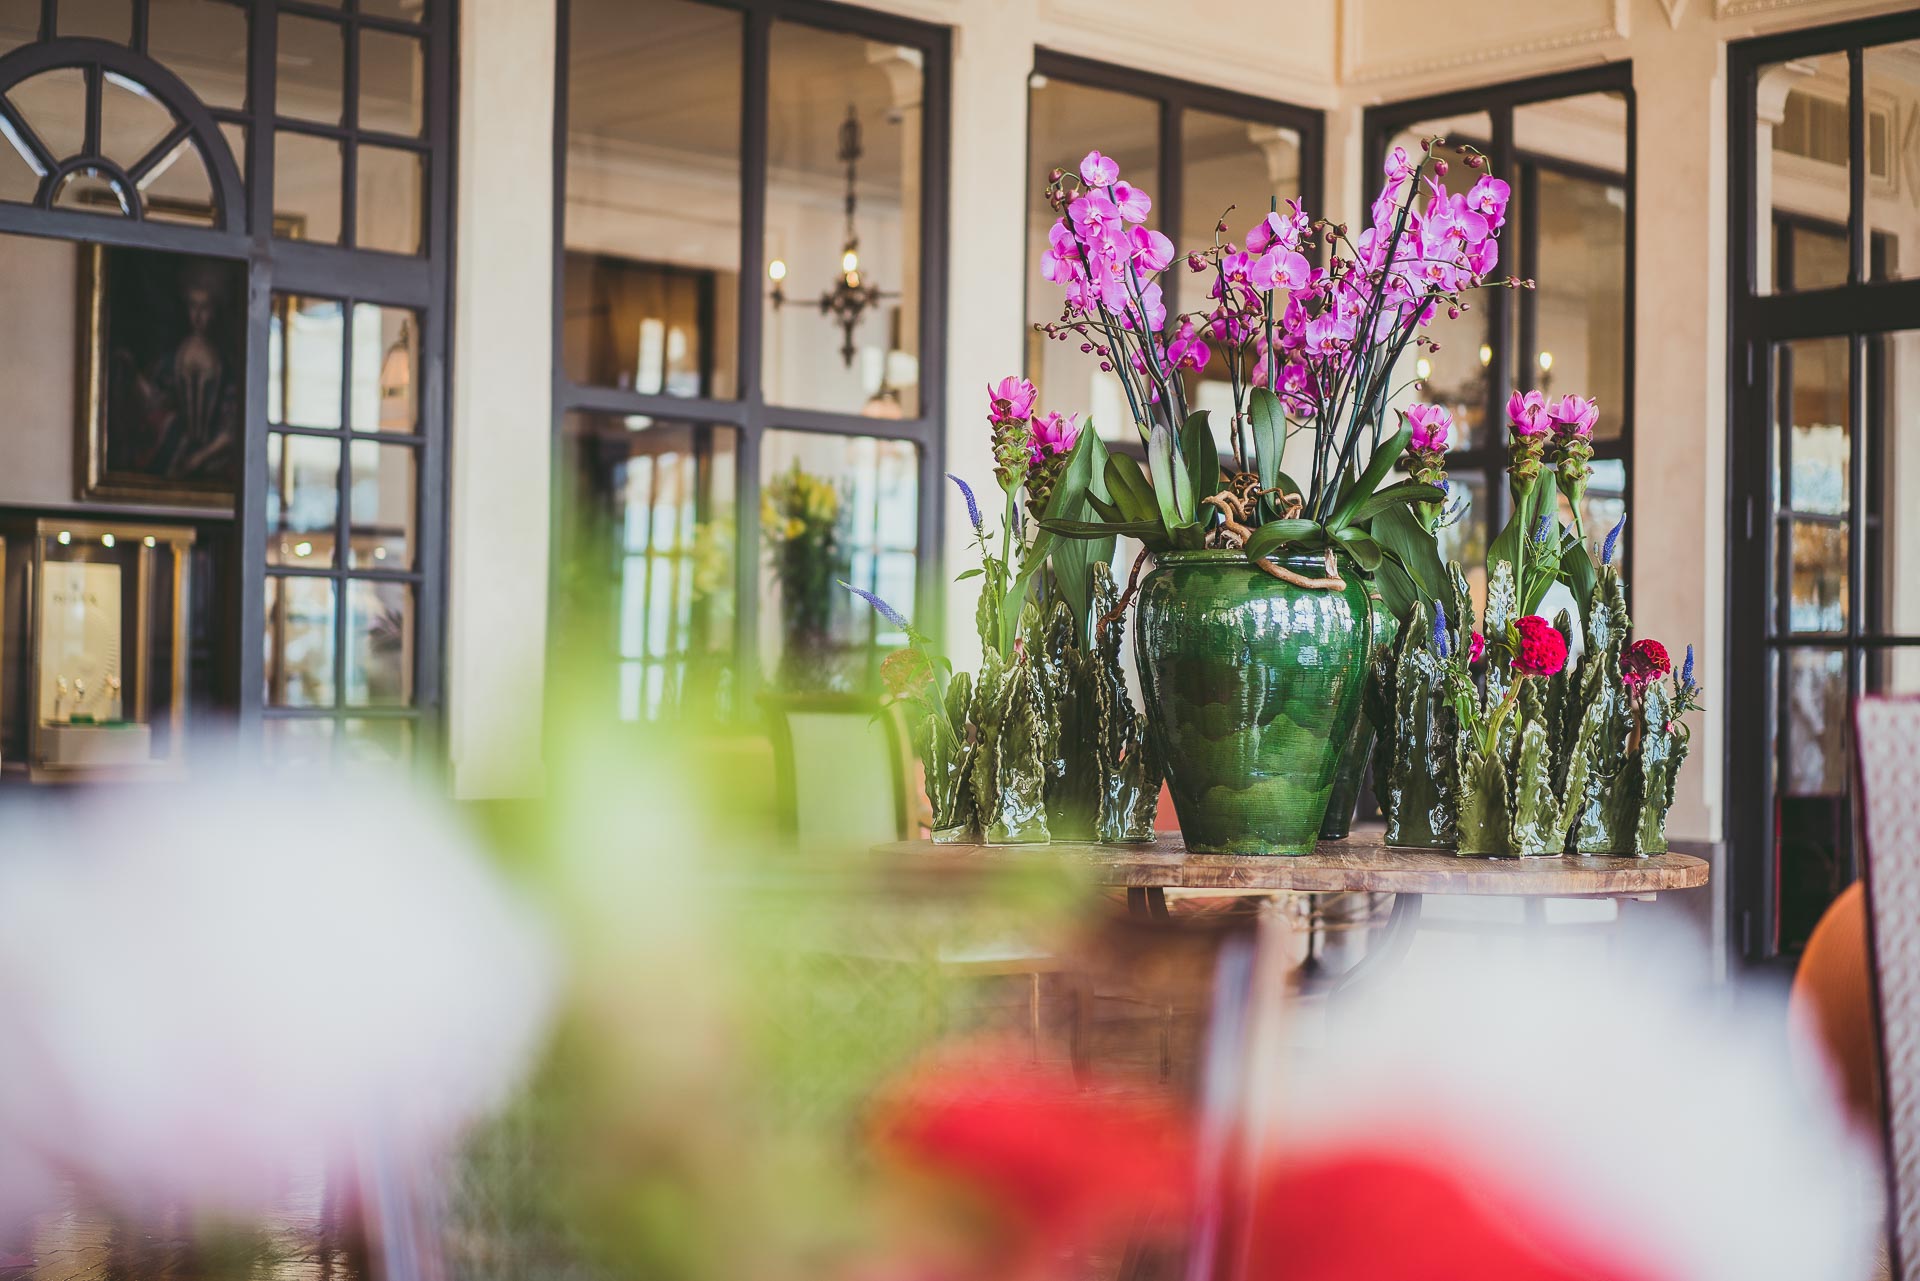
1122,280 -> 1166,332
1079,150 -> 1119,187
1250,247 -> 1312,292
1168,320 -> 1211,372
1068,192 -> 1122,241
1467,176 -> 1511,230
1110,180 -> 1151,222
1507,389 -> 1552,438
1129,226 -> 1174,272
989,376 -> 1037,423
1029,410 -> 1081,461
1246,207 -> 1309,255
1548,394 -> 1598,438
1404,403 -> 1452,452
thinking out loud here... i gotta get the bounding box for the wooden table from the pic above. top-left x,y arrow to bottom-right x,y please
878,829 -> 1710,989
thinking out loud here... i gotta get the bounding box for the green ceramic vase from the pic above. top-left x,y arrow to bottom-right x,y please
1320,593 -> 1399,840
1133,549 -> 1373,856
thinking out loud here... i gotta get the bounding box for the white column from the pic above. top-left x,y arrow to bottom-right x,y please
1632,19 -> 1726,845
446,0 -> 556,797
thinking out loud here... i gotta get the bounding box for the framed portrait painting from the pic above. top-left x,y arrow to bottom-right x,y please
79,245 -> 246,508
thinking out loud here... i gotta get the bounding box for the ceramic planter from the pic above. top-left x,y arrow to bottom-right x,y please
1321,592 -> 1398,840
1133,549 -> 1372,856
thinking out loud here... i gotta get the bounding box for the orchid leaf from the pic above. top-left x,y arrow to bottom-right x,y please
1179,410 -> 1220,521
1327,425 -> 1412,532
1345,479 -> 1446,526
1249,387 -> 1284,495
1374,556 -> 1419,623
1371,504 -> 1446,601
1244,518 -> 1326,560
1562,539 -> 1597,628
1037,517 -> 1165,539
1103,454 -> 1158,523
1089,492 -> 1124,523
1147,423 -> 1185,529
1331,525 -> 1384,571
1044,429 -> 1112,641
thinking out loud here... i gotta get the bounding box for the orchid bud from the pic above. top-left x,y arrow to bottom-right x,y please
1448,307 -> 1459,319
1187,253 -> 1204,272
1434,159 -> 1448,177
1217,220 -> 1228,234
1421,137 -> 1431,151
1080,342 -> 1092,353
1099,361 -> 1112,371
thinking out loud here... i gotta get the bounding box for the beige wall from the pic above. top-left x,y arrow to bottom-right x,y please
445,0 -> 1917,826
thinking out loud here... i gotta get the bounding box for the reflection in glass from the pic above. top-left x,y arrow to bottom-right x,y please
274,130 -> 343,243
52,168 -> 130,215
764,20 -> 921,417
1778,336 -> 1849,516
356,144 -> 422,254
760,430 -> 917,693
1435,471 -> 1488,617
1757,53 -> 1849,294
149,0 -> 249,112
277,15 -> 345,126
1778,646 -> 1854,953
1866,330 -> 1920,639
346,580 -> 412,706
265,574 -> 337,707
343,717 -> 413,768
563,0 -> 741,399
1788,519 -> 1848,634
560,414 -> 739,722
359,28 -> 425,136
1027,76 -> 1158,434
1785,647 -> 1849,795
348,441 -> 415,569
352,303 -> 418,432
266,432 -> 341,568
1530,167 -> 1626,439
270,295 -> 345,428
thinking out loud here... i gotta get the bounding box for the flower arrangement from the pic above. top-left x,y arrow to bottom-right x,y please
1029,141 -> 1509,599
1369,389 -> 1707,856
842,382 -> 1158,845
762,461 -> 847,690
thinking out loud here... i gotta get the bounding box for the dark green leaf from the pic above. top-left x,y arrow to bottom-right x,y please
1249,387 -> 1283,495
1371,504 -> 1447,600
1375,556 -> 1419,623
954,568 -> 983,581
1035,517 -> 1167,539
1179,410 -> 1219,522
1147,423 -> 1185,528
1331,525 -> 1383,571
1244,518 -> 1326,560
1088,493 -> 1124,523
1327,425 -> 1412,531
1345,479 -> 1446,525
1562,540 -> 1596,627
1103,454 -> 1158,523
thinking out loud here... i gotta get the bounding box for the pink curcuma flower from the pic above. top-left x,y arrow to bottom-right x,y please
1404,403 -> 1452,453
1079,150 -> 1119,187
989,376 -> 1037,423
1029,410 -> 1081,460
1507,389 -> 1552,438
1548,394 -> 1598,439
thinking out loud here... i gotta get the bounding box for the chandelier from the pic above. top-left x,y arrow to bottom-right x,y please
768,105 -> 895,368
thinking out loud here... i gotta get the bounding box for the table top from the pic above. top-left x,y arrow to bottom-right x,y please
875,829 -> 1709,898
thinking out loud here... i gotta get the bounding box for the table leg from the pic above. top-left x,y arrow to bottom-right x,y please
1127,886 -> 1170,922
1328,892 -> 1423,996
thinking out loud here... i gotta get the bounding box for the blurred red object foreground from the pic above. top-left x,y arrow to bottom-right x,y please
876,1059 -> 1664,1281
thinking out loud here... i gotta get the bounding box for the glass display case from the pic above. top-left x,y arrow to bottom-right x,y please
26,519 -> 193,780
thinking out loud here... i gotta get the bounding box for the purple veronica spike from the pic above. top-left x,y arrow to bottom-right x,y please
1681,643 -> 1695,689
841,581 -> 910,631
1432,600 -> 1451,659
1601,513 -> 1626,566
1532,510 -> 1553,545
947,472 -> 983,534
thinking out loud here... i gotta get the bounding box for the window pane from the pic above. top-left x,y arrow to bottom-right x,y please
346,579 -> 413,706
356,143 -> 422,254
558,413 -> 738,722
1778,646 -> 1852,952
1864,42 -> 1920,282
266,716 -> 335,768
52,167 -> 130,215
760,429 -> 918,693
1435,470 -> 1489,618
1028,76 -> 1158,437
266,432 -> 340,568
360,28 -> 424,136
342,717 -> 413,769
1757,52 -> 1849,294
563,0 -> 740,398
0,130 -> 35,202
149,0 -> 249,112
264,574 -> 337,707
348,440 -> 415,569
1777,335 -> 1850,517
138,138 -> 216,226
1866,329 -> 1920,639
0,0 -> 36,58
100,72 -> 177,173
360,0 -> 425,21
274,130 -> 343,243
351,302 -> 418,432
1382,113 -> 1495,451
1787,518 -> 1848,634
277,14 -> 345,126
11,67 -> 87,160
58,0 -> 129,43
270,295 -> 345,428
763,21 -> 921,417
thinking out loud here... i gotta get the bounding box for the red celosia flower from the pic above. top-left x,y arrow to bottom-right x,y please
1468,631 -> 1486,665
1512,616 -> 1567,678
1621,638 -> 1672,689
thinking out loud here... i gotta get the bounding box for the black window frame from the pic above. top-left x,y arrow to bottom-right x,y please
1727,8 -> 1920,969
0,0 -> 455,768
551,0 -> 950,713
1023,48 -> 1325,460
1363,62 -> 1637,594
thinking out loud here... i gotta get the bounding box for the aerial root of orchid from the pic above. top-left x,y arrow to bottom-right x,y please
1097,546 -> 1154,642
1254,549 -> 1345,591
